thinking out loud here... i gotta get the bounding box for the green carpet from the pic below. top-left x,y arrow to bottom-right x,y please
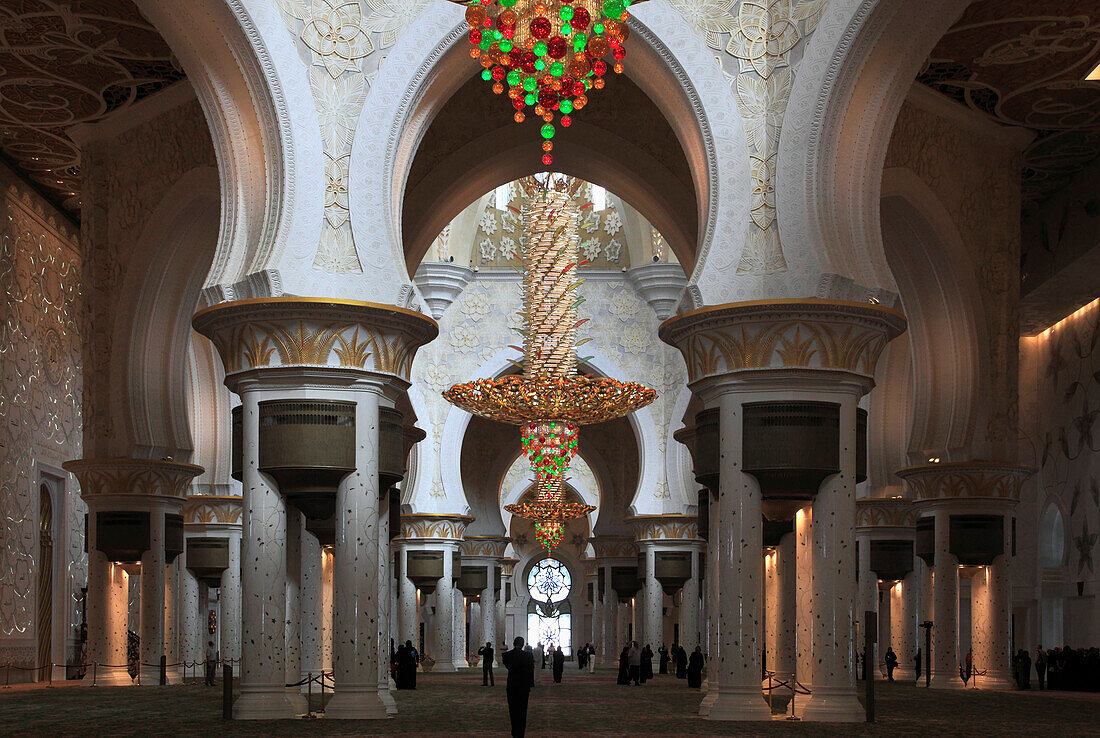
1,668 -> 1097,736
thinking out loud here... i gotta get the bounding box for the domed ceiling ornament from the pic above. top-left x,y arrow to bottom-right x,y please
444,174 -> 655,551
448,0 -> 646,165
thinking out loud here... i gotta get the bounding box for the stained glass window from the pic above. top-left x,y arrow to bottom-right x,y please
527,557 -> 571,604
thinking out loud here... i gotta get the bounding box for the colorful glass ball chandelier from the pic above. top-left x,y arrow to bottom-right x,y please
443,175 -> 655,552
456,0 -> 638,166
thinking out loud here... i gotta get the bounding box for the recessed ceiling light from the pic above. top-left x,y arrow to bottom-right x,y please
1088,60 -> 1100,81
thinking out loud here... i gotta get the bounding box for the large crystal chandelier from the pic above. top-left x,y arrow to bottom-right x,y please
443,176 -> 655,551
452,0 -> 641,166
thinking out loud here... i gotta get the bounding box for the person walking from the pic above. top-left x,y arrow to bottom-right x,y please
532,642 -> 544,684
641,644 -> 653,683
628,642 -> 641,686
675,644 -> 688,679
503,637 -> 535,738
479,641 -> 495,687
1035,645 -> 1046,691
204,641 -> 218,686
587,643 -> 596,674
1018,648 -> 1032,690
658,644 -> 669,675
616,645 -> 630,685
552,646 -> 565,683
884,647 -> 898,682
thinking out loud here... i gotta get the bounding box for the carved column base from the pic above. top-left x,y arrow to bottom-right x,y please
324,687 -> 390,720
233,686 -> 299,720
800,686 -> 864,722
705,686 -> 772,721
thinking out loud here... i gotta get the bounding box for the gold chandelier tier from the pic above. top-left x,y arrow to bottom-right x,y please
442,374 -> 655,425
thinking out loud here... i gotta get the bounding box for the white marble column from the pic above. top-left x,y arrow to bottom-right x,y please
496,570 -> 507,646
700,492 -> 719,715
599,565 -> 615,666
322,548 -> 334,672
680,549 -> 701,650
588,575 -> 601,661
377,491 -> 396,714
139,508 -> 167,685
972,553 -> 1013,688
300,529 -> 323,687
774,533 -> 796,681
469,601 -> 481,658
397,546 -> 418,648
453,586 -> 465,667
765,548 -> 777,674
326,386 -> 387,719
891,574 -> 916,681
433,545 -> 461,671
641,545 -> 662,649
220,531 -> 242,664
795,507 -> 813,691
802,393 -> 863,722
481,569 -> 497,653
165,558 -> 182,682
235,390 -> 295,719
931,509 -> 962,689
706,391 -> 770,721
85,532 -> 132,686
857,532 -> 879,676
181,564 -> 201,673
284,510 -> 307,713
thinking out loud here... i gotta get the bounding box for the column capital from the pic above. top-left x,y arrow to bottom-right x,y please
855,497 -> 917,536
459,536 -> 510,559
64,458 -> 203,507
591,535 -> 638,560
182,494 -> 243,529
659,299 -> 906,392
626,514 -> 704,544
192,297 -> 438,384
896,461 -> 1034,511
399,513 -> 475,542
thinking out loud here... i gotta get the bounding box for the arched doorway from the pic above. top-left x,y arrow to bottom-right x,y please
36,484 -> 53,678
526,558 -> 573,655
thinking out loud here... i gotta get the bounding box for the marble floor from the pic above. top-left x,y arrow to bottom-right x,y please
1,667 -> 1098,736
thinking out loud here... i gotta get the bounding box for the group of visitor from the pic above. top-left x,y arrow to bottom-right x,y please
392,639 -> 419,690
577,642 -> 596,672
614,642 -> 704,688
1016,645 -> 1100,692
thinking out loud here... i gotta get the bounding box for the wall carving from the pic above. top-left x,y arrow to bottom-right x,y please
591,536 -> 637,559
0,165 -> 83,640
665,0 -> 831,274
659,299 -> 906,383
628,515 -> 702,542
916,1 -> 1100,214
1021,299 -> 1100,583
885,102 -> 1021,457
459,536 -> 509,559
276,0 -> 431,272
80,99 -> 215,454
0,0 -> 186,216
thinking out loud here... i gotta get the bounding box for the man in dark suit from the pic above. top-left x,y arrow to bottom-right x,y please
502,636 -> 534,738
478,640 -> 495,686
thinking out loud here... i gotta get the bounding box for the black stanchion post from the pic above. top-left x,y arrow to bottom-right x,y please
920,621 -> 933,688
865,610 -> 876,723
222,663 -> 232,720
160,655 -> 167,686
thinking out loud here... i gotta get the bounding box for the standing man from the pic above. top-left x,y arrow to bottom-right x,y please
1035,645 -> 1046,691
503,637 -> 534,738
479,641 -> 495,687
628,641 -> 641,686
204,640 -> 218,686
884,647 -> 899,682
552,646 -> 565,683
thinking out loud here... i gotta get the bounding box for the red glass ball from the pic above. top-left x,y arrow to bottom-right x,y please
469,29 -> 482,45
519,51 -> 538,73
538,88 -> 558,108
591,59 -> 606,76
512,97 -> 525,110
560,115 -> 572,127
529,16 -> 552,39
543,153 -> 554,166
613,47 -> 626,60
572,7 -> 591,28
547,36 -> 567,59
491,65 -> 506,81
